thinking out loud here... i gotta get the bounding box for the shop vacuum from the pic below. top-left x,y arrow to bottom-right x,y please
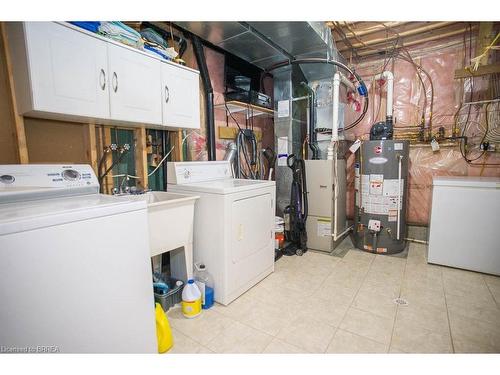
281,154 -> 308,256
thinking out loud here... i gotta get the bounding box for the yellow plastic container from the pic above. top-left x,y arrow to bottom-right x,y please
181,299 -> 202,318
155,303 -> 173,353
181,279 -> 202,318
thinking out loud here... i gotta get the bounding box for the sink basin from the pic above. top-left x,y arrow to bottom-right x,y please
118,191 -> 199,257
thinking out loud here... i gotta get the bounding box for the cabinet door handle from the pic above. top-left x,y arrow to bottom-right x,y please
112,72 -> 118,93
99,69 -> 106,90
165,85 -> 170,103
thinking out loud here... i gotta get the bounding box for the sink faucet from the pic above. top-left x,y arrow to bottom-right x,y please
112,178 -> 151,195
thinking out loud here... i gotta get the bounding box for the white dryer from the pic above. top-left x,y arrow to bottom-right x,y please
167,161 -> 275,305
0,164 -> 156,353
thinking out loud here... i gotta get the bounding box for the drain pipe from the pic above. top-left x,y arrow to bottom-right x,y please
374,70 -> 394,129
327,72 -> 341,160
340,72 -> 355,91
301,82 -> 319,160
191,35 -> 216,161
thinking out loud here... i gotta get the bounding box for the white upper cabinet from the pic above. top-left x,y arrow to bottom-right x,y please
8,22 -> 110,120
107,43 -> 162,125
6,22 -> 201,129
161,62 -> 200,129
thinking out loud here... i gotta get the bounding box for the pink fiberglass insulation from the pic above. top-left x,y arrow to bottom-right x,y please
344,36 -> 500,225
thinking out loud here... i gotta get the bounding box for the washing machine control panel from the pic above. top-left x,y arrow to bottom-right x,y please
167,161 -> 232,184
0,164 -> 99,202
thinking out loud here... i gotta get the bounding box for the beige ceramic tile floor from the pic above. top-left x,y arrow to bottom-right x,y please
167,243 -> 500,353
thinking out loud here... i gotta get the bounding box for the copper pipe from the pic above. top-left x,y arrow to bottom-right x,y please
409,142 -> 459,148
341,22 -> 409,38
338,22 -> 459,52
351,26 -> 478,58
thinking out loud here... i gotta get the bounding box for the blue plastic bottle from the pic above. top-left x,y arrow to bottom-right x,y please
194,263 -> 215,309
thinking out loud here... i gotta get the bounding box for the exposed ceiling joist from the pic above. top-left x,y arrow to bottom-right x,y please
329,21 -> 481,61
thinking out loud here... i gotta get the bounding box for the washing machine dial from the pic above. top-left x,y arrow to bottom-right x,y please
0,174 -> 15,184
62,169 -> 80,181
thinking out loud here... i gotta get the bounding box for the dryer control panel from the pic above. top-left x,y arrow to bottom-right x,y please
0,164 -> 99,203
167,161 -> 233,184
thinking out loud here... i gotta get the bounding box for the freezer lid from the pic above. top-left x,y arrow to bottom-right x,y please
433,176 -> 500,189
0,194 -> 146,235
168,178 -> 275,194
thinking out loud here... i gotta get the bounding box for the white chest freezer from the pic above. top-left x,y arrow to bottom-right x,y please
428,176 -> 500,275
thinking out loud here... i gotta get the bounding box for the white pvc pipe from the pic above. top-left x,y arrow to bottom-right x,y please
374,70 -> 394,118
397,155 -> 402,240
339,72 -> 355,91
333,144 -> 338,239
327,72 -> 341,160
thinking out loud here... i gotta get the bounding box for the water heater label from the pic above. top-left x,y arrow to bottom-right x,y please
383,179 -> 404,196
369,174 -> 384,195
349,139 -> 361,153
394,143 -> 404,151
360,174 -> 404,216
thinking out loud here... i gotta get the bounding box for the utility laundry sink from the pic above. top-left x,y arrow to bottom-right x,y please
117,191 -> 199,280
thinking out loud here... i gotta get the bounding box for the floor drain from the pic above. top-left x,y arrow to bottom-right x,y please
393,297 -> 408,306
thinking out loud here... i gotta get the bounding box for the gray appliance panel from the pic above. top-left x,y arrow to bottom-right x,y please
305,159 -> 347,253
305,159 -> 333,218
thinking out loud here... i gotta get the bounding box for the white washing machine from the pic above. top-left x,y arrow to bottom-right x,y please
167,161 -> 275,305
0,164 -> 156,353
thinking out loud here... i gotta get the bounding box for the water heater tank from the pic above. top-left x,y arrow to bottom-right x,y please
352,140 -> 409,254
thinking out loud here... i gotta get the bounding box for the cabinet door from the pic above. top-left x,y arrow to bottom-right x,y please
25,22 -> 110,119
107,43 -> 162,125
161,63 -> 200,129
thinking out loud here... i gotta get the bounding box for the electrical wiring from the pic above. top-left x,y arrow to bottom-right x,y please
470,32 -> 500,71
110,131 -> 194,182
333,22 -> 361,63
224,101 -> 259,179
265,58 -> 369,131
335,24 -> 437,136
98,147 -> 130,191
462,103 -> 500,166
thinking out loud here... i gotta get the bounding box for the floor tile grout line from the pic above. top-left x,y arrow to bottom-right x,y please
206,313 -> 275,353
336,326 -> 389,348
170,309 -> 241,349
322,326 -> 339,354
441,265 -> 455,353
326,252 -> 377,351
387,243 -> 409,353
215,256 -> 342,353
171,306 -> 279,352
482,275 -> 500,310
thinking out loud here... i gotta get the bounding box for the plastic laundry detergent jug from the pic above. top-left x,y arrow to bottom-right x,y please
181,279 -> 202,318
194,263 -> 215,310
